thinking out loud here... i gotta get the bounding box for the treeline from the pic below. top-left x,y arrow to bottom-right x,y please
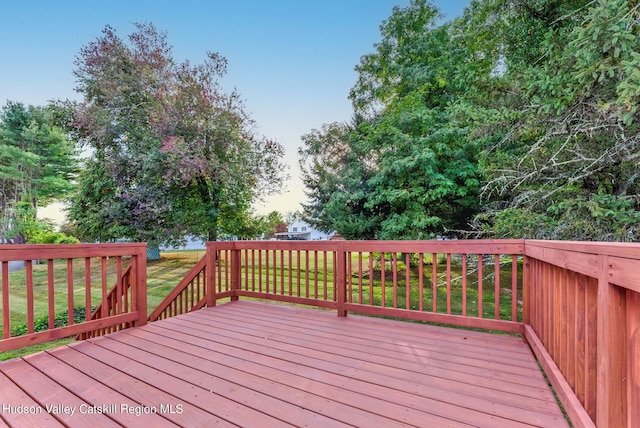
300,0 -> 640,241
1,23 -> 287,246
0,101 -> 78,243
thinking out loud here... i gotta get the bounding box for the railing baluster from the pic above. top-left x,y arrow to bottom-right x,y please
297,250 -> 301,297
258,249 -> 263,293
265,249 -> 270,294
26,261 -> 34,334
478,254 -> 483,318
2,261 -> 10,338
48,259 -> 55,330
116,257 -> 123,315
358,252 -> 363,305
512,255 -> 518,321
392,252 -> 397,308
405,253 -> 410,310
323,251 -> 328,301
273,249 -> 277,295
432,253 -> 437,312
251,249 -> 256,292
494,254 -> 500,320
446,254 -> 451,315
101,257 -> 108,319
368,252 -> 373,305
67,259 -> 74,325
289,250 -> 293,296
280,250 -> 285,295
380,252 -> 386,307
418,253 -> 423,311
244,249 -> 248,292
314,251 -> 319,300
305,250 -> 310,299
461,254 -> 467,317
346,252 -> 352,303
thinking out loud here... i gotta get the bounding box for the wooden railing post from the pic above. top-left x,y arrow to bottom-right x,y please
206,242 -> 217,307
336,243 -> 347,317
231,244 -> 241,301
133,244 -> 147,326
597,254 -> 626,428
628,290 -> 640,428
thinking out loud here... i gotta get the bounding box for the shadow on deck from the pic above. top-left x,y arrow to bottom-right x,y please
0,301 -> 567,427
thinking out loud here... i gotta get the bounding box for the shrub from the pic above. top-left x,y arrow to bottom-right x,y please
11,307 -> 89,336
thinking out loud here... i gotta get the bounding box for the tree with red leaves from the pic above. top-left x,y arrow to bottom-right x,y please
68,23 -> 285,246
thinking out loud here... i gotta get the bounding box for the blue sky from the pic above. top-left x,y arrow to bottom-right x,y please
0,0 -> 470,219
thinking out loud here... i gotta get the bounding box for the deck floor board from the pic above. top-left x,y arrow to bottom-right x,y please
0,301 -> 569,427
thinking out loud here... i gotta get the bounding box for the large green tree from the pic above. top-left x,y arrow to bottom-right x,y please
301,0 -> 480,239
0,102 -> 77,241
471,0 -> 640,241
302,0 -> 640,242
69,23 -> 285,246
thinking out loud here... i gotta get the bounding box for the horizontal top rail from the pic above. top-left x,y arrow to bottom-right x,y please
525,240 -> 640,292
525,239 -> 640,259
223,239 -> 525,254
0,243 -> 147,261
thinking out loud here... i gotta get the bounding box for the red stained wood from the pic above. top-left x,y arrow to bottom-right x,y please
446,253 -> 451,314
1,243 -> 147,348
494,254 -> 500,320
392,252 -> 397,308
0,301 -> 566,427
628,291 -> 640,428
418,253 -> 424,311
3,239 -> 639,427
0,370 -> 65,427
525,325 -> 594,428
512,255 -> 518,321
381,252 -> 386,308
405,252 -> 410,310
48,259 -> 55,329
461,254 -> 467,316
26,260 -> 34,333
478,254 -> 483,318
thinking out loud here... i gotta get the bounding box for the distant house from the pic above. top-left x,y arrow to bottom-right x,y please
274,219 -> 334,240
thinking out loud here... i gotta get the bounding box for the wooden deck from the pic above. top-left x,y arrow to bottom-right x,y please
0,301 -> 568,427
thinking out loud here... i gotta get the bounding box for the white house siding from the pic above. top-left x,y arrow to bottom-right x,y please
276,219 -> 334,240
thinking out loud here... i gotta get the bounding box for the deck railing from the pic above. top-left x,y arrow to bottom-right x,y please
1,239 -> 638,427
524,240 -> 640,428
220,240 -> 526,333
148,255 -> 208,321
0,243 -> 147,351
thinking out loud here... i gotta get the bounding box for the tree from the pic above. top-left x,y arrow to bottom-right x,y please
0,101 -> 77,241
471,0 -> 640,241
69,23 -> 286,246
301,0 -> 640,242
300,0 -> 480,239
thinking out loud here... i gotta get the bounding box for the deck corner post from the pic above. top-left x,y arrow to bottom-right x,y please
596,254 -> 626,428
628,290 -> 640,428
206,242 -> 217,307
134,244 -> 147,326
336,242 -> 347,317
